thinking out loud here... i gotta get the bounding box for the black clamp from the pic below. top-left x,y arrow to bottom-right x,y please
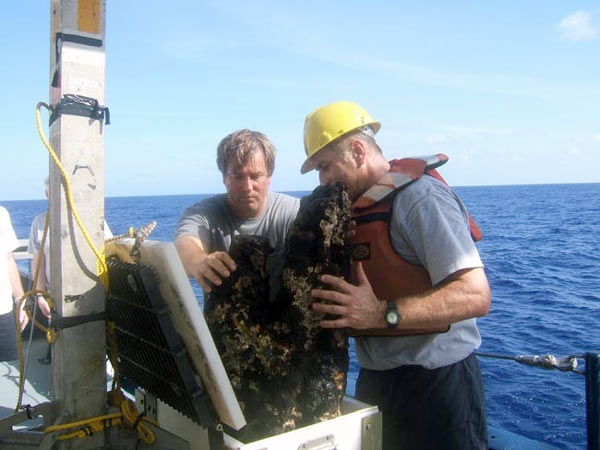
52,311 -> 106,330
23,404 -> 33,420
49,94 -> 110,127
55,32 -> 102,50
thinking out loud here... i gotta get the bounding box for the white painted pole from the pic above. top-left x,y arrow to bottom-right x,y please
48,1 -> 107,448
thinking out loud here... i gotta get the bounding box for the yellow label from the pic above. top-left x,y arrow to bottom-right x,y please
78,0 -> 100,34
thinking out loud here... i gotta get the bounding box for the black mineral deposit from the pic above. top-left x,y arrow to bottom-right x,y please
205,183 -> 352,441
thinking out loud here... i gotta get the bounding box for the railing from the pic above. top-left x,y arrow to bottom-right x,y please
13,239 -> 33,261
476,351 -> 600,450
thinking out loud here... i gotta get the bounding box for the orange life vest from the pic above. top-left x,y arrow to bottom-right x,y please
349,154 -> 481,336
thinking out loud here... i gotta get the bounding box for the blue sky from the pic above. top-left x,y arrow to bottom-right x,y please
2,1 -> 599,200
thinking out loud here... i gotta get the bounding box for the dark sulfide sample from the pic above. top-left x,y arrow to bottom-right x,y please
205,183 -> 352,440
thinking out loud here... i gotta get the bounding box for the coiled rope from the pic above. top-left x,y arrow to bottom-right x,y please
44,392 -> 157,444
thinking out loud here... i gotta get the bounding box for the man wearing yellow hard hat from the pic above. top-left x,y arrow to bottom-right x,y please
302,101 -> 490,449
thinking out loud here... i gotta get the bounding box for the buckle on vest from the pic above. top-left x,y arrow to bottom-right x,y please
351,243 -> 370,260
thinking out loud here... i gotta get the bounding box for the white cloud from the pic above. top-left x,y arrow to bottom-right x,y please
558,11 -> 599,41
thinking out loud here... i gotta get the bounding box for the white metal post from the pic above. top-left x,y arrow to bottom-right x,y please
48,1 -> 107,448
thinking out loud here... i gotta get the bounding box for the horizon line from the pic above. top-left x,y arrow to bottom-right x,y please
1,181 -> 598,203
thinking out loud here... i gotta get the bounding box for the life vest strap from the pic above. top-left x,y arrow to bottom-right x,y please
353,211 -> 391,225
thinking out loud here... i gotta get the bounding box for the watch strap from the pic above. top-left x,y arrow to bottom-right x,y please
385,300 -> 400,329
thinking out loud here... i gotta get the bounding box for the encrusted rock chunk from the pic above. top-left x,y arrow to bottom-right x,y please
205,183 -> 352,440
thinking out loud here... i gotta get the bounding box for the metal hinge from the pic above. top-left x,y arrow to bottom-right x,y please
298,434 -> 337,450
362,411 -> 383,450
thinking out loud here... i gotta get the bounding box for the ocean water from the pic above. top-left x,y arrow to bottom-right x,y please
2,183 -> 599,449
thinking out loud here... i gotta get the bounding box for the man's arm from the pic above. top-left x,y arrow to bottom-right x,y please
28,215 -> 51,317
7,252 -> 28,331
311,262 -> 490,330
31,252 -> 47,292
175,235 -> 237,293
31,252 -> 51,317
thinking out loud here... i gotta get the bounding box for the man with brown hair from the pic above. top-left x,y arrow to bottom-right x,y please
175,129 -> 299,293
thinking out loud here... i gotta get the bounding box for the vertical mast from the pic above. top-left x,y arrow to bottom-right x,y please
48,1 -> 107,448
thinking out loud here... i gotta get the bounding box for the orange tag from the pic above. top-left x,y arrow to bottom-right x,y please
78,0 -> 100,34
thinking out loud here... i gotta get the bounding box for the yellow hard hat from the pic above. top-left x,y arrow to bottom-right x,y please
301,101 -> 380,174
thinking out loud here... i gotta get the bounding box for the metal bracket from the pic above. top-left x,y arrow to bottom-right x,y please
49,94 -> 110,126
135,389 -> 158,422
51,310 -> 106,329
361,410 -> 383,450
0,402 -> 56,449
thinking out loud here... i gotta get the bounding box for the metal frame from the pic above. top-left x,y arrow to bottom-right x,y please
586,353 -> 600,450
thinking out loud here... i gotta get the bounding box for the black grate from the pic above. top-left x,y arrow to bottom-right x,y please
106,257 -> 214,427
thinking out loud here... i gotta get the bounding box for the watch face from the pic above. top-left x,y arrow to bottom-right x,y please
386,310 -> 400,326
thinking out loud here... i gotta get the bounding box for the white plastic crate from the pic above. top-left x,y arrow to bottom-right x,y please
223,396 -> 381,450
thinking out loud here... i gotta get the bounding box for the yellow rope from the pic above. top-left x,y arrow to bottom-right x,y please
31,312 -> 157,444
35,102 -> 109,292
14,103 -> 111,413
44,395 -> 157,444
25,208 -> 55,336
13,296 -> 29,412
47,412 -> 122,441
13,208 -> 57,411
31,209 -> 49,295
40,311 -> 158,443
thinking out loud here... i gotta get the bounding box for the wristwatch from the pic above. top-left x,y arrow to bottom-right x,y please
384,300 -> 401,329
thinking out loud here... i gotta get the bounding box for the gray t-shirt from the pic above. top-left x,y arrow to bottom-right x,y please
355,175 -> 484,370
175,192 -> 300,253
